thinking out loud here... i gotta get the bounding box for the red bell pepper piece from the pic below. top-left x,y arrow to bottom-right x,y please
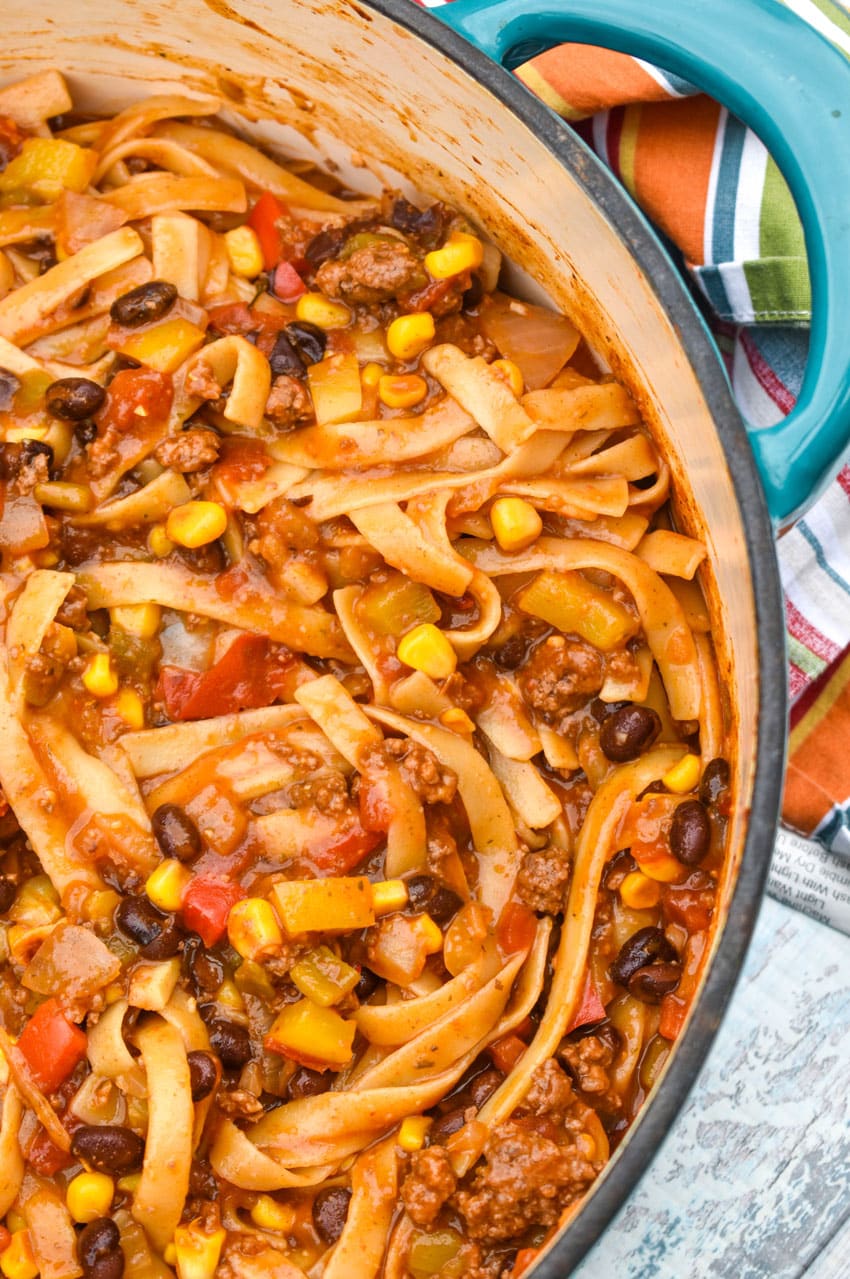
659,993 -> 688,1042
496,901 -> 537,956
248,192 -> 289,270
18,998 -> 87,1093
181,875 -> 245,947
512,1249 -> 539,1278
293,807 -> 383,877
158,634 -> 295,721
270,260 -> 306,302
565,971 -> 607,1035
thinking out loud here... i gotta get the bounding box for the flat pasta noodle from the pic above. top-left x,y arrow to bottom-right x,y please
75,561 -> 352,660
0,1085 -> 24,1218
131,1017 -> 193,1253
322,1137 -> 398,1279
101,173 -> 247,219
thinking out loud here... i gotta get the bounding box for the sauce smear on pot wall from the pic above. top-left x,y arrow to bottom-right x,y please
0,72 -> 729,1279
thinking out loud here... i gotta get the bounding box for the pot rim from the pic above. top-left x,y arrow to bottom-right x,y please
365,0 -> 788,1269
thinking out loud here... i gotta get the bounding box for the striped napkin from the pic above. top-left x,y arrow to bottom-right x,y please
414,0 -> 850,897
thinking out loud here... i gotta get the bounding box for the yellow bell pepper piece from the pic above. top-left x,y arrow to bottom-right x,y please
0,1231 -> 38,1279
227,898 -> 283,961
307,351 -> 362,425
173,1218 -> 227,1279
0,138 -> 97,200
515,569 -> 639,652
270,876 -> 375,936
117,317 -> 206,374
265,997 -> 356,1068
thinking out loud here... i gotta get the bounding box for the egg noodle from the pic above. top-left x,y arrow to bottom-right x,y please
0,70 -> 729,1279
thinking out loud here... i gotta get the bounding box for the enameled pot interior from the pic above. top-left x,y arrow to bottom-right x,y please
0,0 -> 786,1270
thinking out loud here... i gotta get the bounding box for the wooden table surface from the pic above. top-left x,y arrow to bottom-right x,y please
572,896 -> 850,1278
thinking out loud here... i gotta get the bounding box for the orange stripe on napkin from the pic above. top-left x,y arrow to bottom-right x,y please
516,46 -> 674,119
629,97 -> 721,265
783,645 -> 850,835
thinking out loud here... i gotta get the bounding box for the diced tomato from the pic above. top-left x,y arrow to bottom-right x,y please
212,436 -> 271,489
271,260 -> 306,302
95,367 -> 173,433
294,807 -> 383,876
27,1126 -> 74,1175
158,634 -> 296,721
248,192 -> 289,270
512,1248 -> 539,1278
181,875 -> 245,947
565,971 -> 607,1035
663,879 -> 715,933
18,998 -> 87,1094
488,1033 -> 527,1074
496,901 -> 537,956
659,993 -> 688,1041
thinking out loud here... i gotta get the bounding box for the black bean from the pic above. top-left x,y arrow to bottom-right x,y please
599,705 -> 662,763
430,1107 -> 467,1144
268,331 -> 305,379
627,962 -> 681,1004
670,800 -> 711,867
208,1018 -> 252,1069
151,804 -> 201,863
78,1218 -> 124,1279
610,927 -> 678,988
699,757 -> 730,808
110,280 -> 178,328
304,227 -> 347,268
0,368 -> 20,412
45,377 -> 106,421
115,895 -> 168,948
467,1067 -> 504,1110
462,274 -> 484,311
183,935 -> 225,994
20,438 -> 54,474
312,1187 -> 352,1244
139,912 -> 182,960
390,198 -> 447,246
405,874 -> 463,927
71,1125 -> 145,1174
188,1159 -> 217,1201
0,877 -> 16,914
187,1050 -> 218,1101
287,1066 -> 330,1100
285,320 -> 327,365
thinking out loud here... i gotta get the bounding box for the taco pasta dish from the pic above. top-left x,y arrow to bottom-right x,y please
0,69 -> 731,1279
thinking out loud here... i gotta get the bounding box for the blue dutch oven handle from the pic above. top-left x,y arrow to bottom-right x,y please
436,0 -> 850,529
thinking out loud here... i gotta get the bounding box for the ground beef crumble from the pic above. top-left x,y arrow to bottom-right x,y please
288,772 -> 349,816
516,844 -> 572,915
316,238 -> 424,305
381,738 -> 458,805
401,1144 -> 458,1228
517,635 -> 604,727
154,428 -> 220,472
265,375 -> 312,428
559,1033 -> 620,1104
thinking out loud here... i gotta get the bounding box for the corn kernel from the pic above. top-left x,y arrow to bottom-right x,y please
116,688 -> 145,730
174,1218 -> 227,1279
250,1195 -> 296,1233
360,361 -> 384,390
386,312 -> 435,361
490,496 -> 543,553
295,292 -> 351,330
163,1244 -> 178,1266
110,603 -> 162,638
67,1171 -> 115,1223
83,889 -> 121,924
145,859 -> 192,913
634,850 -> 685,884
662,753 -> 702,795
411,912 -> 444,955
82,653 -> 118,698
224,224 -> 264,278
439,707 -> 475,734
166,500 -> 227,549
397,1115 -> 432,1153
4,1215 -> 25,1238
5,426 -> 49,443
378,373 -> 427,409
215,976 -> 245,1013
31,549 -> 60,568
0,1231 -> 38,1279
372,879 -> 409,915
148,523 -> 174,558
425,233 -> 484,279
491,358 -> 524,397
397,623 -> 457,680
620,871 -> 662,910
227,898 -> 283,961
